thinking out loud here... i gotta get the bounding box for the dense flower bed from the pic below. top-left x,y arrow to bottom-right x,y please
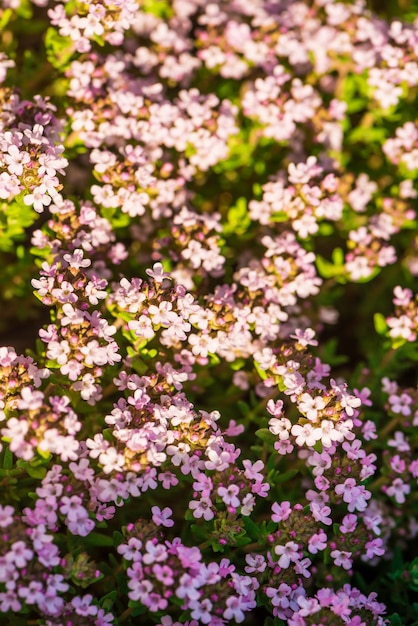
0,0 -> 417,624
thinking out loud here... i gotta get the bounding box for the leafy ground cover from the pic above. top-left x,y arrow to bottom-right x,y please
0,0 -> 417,624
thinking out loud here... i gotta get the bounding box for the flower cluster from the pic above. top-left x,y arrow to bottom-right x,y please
385,286 -> 418,346
0,0 -> 417,625
384,122 -> 418,173
119,521 -> 258,623
48,0 -> 139,53
0,90 -> 67,211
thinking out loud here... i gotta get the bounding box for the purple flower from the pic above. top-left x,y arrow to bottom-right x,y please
274,541 -> 300,568
151,506 -> 175,527
271,501 -> 292,522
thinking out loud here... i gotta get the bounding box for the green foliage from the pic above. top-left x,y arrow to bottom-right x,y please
0,199 -> 37,252
45,27 -> 74,70
255,428 -> 277,445
374,312 -> 388,335
224,197 -> 251,236
316,248 -> 346,280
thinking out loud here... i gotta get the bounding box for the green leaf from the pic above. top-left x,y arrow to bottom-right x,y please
142,348 -> 158,359
99,590 -> 117,611
101,206 -> 131,228
316,254 -> 346,279
237,401 -> 250,416
235,535 -> 252,547
231,358 -> 246,371
255,428 -> 276,444
112,531 -> 124,546
374,312 -> 388,335
36,447 -> 52,461
191,524 -> 207,540
243,516 -> 263,540
211,539 -> 226,553
1,447 -> 13,470
224,197 -> 251,236
270,212 -> 289,223
45,27 -> 74,70
0,8 -> 12,29
26,464 -> 47,479
129,603 -> 148,616
142,0 -> 174,18
348,125 -> 387,144
254,362 -> 268,380
264,618 -> 282,626
208,352 -> 221,366
273,469 -> 299,484
16,0 -> 33,18
318,222 -> 334,236
92,33 -> 105,47
319,337 -> 349,366
0,199 -> 37,252
81,532 -> 114,547
409,558 -> 418,589
390,546 -> 404,574
332,247 -> 344,266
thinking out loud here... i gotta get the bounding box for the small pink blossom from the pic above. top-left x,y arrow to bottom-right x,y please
152,506 -> 175,527
274,540 -> 300,568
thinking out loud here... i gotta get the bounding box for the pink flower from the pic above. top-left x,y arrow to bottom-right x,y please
274,541 -> 300,568
292,423 -> 322,447
298,392 -> 326,421
223,595 -> 250,623
7,541 -> 33,568
308,531 -> 327,554
0,505 -> 14,528
340,514 -> 358,534
190,598 -> 213,624
146,262 -> 171,283
99,447 -> 125,474
330,549 -> 352,570
310,502 -> 332,525
152,506 -> 174,527
335,479 -> 371,512
23,184 -> 52,213
290,327 -> 318,347
224,419 -> 245,436
63,248 -> 91,270
388,392 -> 413,415
364,538 -> 385,559
189,498 -> 214,521
117,538 -> 143,561
4,144 -> 30,176
71,594 -> 98,616
271,501 -> 292,522
59,495 -> 85,522
266,399 -> 284,417
245,554 -> 266,573
46,340 -> 70,365
386,478 -> 411,504
17,387 -> 44,411
218,484 -> 240,508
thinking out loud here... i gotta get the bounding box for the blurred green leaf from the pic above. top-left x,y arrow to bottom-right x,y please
374,312 -> 388,335
45,27 -> 74,70
255,428 -> 276,444
224,197 -> 251,236
81,532 -> 114,547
